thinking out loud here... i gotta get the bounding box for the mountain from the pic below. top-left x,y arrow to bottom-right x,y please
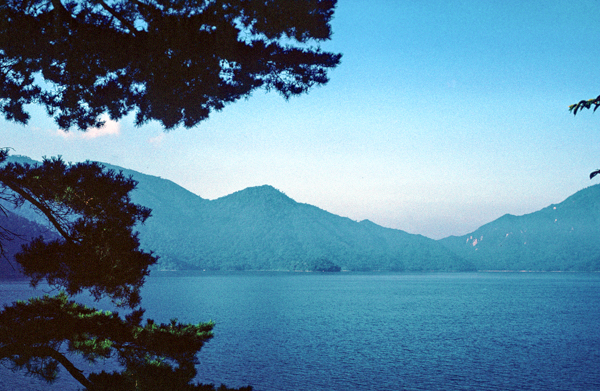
132,184 -> 472,272
6,155 -> 599,272
0,209 -> 58,277
1,156 -> 470,272
100,163 -> 210,267
439,185 -> 600,271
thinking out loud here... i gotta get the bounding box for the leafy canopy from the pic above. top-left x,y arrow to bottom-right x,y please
0,0 -> 341,130
0,1 -> 341,388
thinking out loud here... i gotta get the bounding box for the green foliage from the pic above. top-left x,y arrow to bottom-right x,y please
0,0 -> 341,130
0,292 -> 216,390
569,95 -> 600,115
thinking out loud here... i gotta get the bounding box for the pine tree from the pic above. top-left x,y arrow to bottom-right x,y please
0,151 -> 251,390
569,95 -> 600,179
0,1 -> 341,388
0,0 -> 341,130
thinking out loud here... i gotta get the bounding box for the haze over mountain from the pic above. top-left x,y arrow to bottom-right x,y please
1,156 -> 470,272
125,178 -> 471,272
439,185 -> 600,271
1,156 -> 599,273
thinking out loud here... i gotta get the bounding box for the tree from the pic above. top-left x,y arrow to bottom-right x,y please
569,95 -> 600,116
0,0 -> 341,130
569,95 -> 600,179
0,151 -> 251,390
0,1 -> 341,388
0,153 -> 155,307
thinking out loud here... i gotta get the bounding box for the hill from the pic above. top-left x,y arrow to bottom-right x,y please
2,156 -> 470,272
438,185 -> 600,271
133,184 -> 471,271
8,156 -> 600,272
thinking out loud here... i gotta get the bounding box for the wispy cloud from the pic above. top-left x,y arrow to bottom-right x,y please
56,117 -> 121,139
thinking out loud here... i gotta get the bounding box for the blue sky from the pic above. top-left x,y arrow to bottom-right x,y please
2,0 -> 600,239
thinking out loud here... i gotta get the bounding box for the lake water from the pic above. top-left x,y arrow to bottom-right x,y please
1,272 -> 599,390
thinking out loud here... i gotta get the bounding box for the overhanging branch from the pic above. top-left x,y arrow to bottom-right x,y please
97,0 -> 139,36
38,346 -> 95,390
0,178 -> 75,244
0,345 -> 94,390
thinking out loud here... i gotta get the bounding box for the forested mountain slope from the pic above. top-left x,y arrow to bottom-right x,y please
4,156 -> 468,271
133,184 -> 471,271
439,185 -> 600,271
8,156 -> 599,272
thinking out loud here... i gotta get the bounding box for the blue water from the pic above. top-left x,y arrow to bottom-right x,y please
1,272 -> 599,390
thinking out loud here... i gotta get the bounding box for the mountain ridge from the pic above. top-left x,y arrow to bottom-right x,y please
151,183 -> 469,271
439,184 -> 600,271
1,155 -> 598,272
0,208 -> 59,277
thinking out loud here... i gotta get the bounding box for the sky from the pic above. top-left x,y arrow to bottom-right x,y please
2,0 -> 600,239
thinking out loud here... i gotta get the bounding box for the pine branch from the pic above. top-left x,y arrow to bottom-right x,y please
97,0 -> 139,36
569,95 -> 600,115
39,346 -> 94,390
50,0 -> 68,14
0,178 -> 75,244
0,345 -> 94,390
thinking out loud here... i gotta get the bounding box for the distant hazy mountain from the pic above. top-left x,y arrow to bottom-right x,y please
0,209 -> 57,277
106,162 -> 472,271
5,156 -> 598,272
2,156 -> 470,272
439,185 -> 600,271
130,183 -> 471,272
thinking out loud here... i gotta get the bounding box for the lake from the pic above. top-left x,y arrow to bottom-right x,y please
1,272 -> 599,390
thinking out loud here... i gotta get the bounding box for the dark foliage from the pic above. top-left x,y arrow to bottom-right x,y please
569,94 -> 600,179
0,154 -> 252,390
309,258 -> 341,272
0,2 -> 341,388
0,155 -> 155,308
0,292 -> 227,391
0,207 -> 58,278
569,95 -> 600,116
0,0 -> 341,130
